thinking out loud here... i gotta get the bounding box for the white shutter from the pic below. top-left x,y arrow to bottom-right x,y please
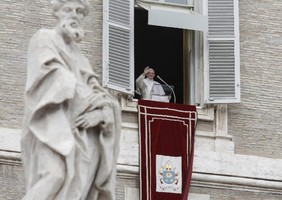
204,0 -> 240,103
103,0 -> 134,94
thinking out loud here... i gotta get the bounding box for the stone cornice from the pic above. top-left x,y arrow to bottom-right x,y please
1,127 -> 282,195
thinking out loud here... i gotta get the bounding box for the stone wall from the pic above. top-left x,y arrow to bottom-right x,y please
0,0 -> 103,129
2,159 -> 282,200
0,162 -> 25,200
228,0 -> 282,159
190,186 -> 282,200
0,160 -> 139,200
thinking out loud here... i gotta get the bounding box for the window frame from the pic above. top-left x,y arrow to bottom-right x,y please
102,0 -> 240,105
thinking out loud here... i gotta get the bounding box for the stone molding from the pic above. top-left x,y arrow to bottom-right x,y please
120,99 -> 235,153
120,98 -> 215,121
1,127 -> 282,195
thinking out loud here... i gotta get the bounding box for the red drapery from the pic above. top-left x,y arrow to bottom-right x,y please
138,100 -> 197,200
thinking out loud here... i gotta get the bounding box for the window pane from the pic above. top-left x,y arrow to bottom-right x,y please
165,0 -> 187,5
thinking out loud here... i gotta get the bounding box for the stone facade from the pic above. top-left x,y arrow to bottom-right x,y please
0,0 -> 282,199
229,0 -> 282,159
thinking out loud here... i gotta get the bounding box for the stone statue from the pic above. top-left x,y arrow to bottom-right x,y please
21,0 -> 121,199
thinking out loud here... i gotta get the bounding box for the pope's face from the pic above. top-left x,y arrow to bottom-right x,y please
146,69 -> 155,80
56,2 -> 86,43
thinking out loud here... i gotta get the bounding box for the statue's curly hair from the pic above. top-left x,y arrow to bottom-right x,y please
51,0 -> 90,16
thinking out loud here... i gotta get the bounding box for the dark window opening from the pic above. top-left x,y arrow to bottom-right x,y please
134,9 -> 184,104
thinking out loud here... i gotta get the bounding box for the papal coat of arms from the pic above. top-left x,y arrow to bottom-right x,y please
156,155 -> 182,194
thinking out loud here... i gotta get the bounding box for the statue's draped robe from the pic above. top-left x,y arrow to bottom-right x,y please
21,29 -> 121,200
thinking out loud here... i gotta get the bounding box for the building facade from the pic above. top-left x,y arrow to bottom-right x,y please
0,0 -> 282,199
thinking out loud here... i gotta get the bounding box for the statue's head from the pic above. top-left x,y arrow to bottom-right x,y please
51,0 -> 90,16
51,0 -> 90,43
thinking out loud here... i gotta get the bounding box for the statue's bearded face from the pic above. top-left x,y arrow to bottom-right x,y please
55,2 -> 86,43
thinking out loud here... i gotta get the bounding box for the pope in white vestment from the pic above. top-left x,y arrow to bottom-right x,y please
136,67 -> 168,102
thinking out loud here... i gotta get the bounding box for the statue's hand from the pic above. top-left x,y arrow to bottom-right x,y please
99,106 -> 114,133
74,106 -> 114,131
74,110 -> 102,129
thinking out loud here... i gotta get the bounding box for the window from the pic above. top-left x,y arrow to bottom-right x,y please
134,8 -> 184,103
102,0 -> 240,105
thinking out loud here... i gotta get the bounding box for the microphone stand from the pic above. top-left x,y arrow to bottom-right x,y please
156,75 -> 176,103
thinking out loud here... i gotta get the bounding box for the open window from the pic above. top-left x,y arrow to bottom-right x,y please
134,8 -> 185,103
103,0 -> 240,105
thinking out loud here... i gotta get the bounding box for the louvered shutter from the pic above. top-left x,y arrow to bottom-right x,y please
204,0 -> 240,103
103,0 -> 134,94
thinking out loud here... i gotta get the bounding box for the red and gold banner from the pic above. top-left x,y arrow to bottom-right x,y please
138,100 -> 197,200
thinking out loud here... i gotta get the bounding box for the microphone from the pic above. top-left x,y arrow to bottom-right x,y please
156,75 -> 176,103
